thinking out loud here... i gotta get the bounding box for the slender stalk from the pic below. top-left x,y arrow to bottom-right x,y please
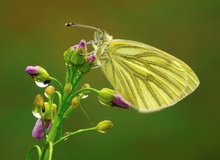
68,87 -> 99,102
40,114 -> 62,160
47,141 -> 53,160
65,65 -> 71,85
69,65 -> 79,85
71,73 -> 84,89
50,77 -> 64,96
54,91 -> 62,108
53,126 -> 97,147
25,145 -> 42,160
41,119 -> 47,143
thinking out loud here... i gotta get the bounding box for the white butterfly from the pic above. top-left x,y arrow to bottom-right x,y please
67,23 -> 200,113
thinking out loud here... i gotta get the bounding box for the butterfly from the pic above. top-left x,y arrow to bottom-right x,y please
66,22 -> 200,113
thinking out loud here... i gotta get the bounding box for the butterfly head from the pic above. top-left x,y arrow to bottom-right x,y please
93,30 -> 112,54
65,22 -> 112,57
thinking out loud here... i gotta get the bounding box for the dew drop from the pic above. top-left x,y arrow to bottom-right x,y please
35,81 -> 49,88
64,132 -> 71,136
32,111 -> 41,119
97,99 -> 111,107
98,130 -> 107,133
81,94 -> 89,99
64,137 -> 69,141
44,92 -> 49,98
63,132 -> 70,140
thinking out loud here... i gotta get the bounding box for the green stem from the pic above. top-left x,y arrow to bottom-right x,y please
55,91 -> 62,107
47,141 -> 53,160
25,145 -> 42,160
50,77 -> 64,96
72,74 -> 84,89
57,125 -> 63,139
68,87 -> 99,102
40,115 -> 62,160
41,119 -> 47,143
47,114 -> 62,142
53,126 -> 97,147
40,141 -> 53,160
65,65 -> 71,85
52,91 -> 62,115
70,65 -> 79,85
48,101 -> 54,124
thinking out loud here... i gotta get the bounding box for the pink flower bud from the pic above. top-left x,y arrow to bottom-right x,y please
32,119 -> 51,139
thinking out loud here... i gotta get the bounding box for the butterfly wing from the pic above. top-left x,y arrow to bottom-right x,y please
98,39 -> 199,113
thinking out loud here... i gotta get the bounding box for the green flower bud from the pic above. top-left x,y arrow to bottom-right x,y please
63,96 -> 80,119
97,88 -> 116,106
32,94 -> 44,118
63,47 -> 74,64
44,85 -> 55,98
82,83 -> 90,89
98,88 -> 131,109
96,120 -> 113,133
43,102 -> 57,120
64,40 -> 87,66
70,40 -> 87,66
71,96 -> 80,108
64,83 -> 72,93
80,54 -> 96,74
70,50 -> 85,66
26,66 -> 51,87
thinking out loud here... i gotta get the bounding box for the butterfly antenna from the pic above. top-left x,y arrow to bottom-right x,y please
65,22 -> 102,33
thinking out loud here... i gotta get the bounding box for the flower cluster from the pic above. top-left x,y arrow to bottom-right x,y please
31,89 -> 57,139
63,40 -> 96,74
25,39 -> 132,159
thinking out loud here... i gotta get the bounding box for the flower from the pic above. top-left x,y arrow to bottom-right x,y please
64,83 -> 72,93
25,66 -> 51,87
80,54 -> 96,74
32,94 -> 57,119
63,40 -> 88,66
32,94 -> 44,119
32,119 -> 51,139
96,120 -> 113,133
43,102 -> 57,120
25,66 -> 39,76
98,88 -> 131,109
71,96 -> 80,108
87,54 -> 96,63
70,40 -> 87,65
63,96 -> 80,119
111,94 -> 130,109
76,39 -> 86,51
44,86 -> 55,98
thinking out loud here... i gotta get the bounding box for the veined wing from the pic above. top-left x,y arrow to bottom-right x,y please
98,39 -> 199,113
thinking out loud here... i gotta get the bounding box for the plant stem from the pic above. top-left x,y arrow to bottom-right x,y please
25,145 -> 42,160
41,119 -> 47,143
50,77 -> 64,96
53,126 -> 97,147
68,87 -> 99,102
40,113 -> 63,160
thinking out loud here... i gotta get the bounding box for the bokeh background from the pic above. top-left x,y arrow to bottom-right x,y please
1,0 -> 219,159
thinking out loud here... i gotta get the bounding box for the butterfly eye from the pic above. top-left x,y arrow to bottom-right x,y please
99,34 -> 104,40
94,31 -> 102,42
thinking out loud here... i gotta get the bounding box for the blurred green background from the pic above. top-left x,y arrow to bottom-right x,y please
1,0 -> 219,159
